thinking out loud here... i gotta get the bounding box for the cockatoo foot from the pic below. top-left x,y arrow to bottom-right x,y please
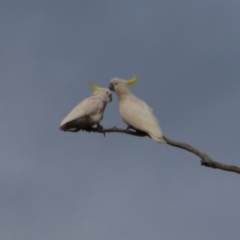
96,124 -> 105,137
96,124 -> 103,130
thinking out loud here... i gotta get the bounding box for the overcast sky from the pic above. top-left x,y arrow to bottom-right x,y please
1,1 -> 240,239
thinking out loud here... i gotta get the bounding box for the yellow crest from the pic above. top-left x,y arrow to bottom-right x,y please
127,75 -> 138,86
88,80 -> 99,91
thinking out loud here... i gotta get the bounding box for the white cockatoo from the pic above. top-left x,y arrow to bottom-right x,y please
109,75 -> 165,143
59,81 -> 112,132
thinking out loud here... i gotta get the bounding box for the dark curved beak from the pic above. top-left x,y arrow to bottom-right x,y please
109,83 -> 114,91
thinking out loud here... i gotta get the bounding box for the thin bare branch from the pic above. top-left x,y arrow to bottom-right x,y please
86,126 -> 240,174
163,136 -> 240,174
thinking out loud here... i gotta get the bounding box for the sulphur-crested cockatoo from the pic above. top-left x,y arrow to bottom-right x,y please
109,76 -> 165,143
59,81 -> 112,132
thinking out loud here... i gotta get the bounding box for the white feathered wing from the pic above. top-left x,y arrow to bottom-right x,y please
60,95 -> 108,132
120,94 -> 165,143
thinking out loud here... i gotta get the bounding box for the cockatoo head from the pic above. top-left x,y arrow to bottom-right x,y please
88,80 -> 112,102
109,75 -> 137,95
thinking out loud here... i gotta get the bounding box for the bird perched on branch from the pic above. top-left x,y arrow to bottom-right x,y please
109,75 -> 165,143
59,81 -> 112,132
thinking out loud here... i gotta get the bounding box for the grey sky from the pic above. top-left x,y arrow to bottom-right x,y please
1,1 -> 240,239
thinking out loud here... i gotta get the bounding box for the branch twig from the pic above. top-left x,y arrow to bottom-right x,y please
87,126 -> 240,175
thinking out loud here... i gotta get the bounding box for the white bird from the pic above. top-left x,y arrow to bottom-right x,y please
109,75 -> 165,143
59,81 -> 112,132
